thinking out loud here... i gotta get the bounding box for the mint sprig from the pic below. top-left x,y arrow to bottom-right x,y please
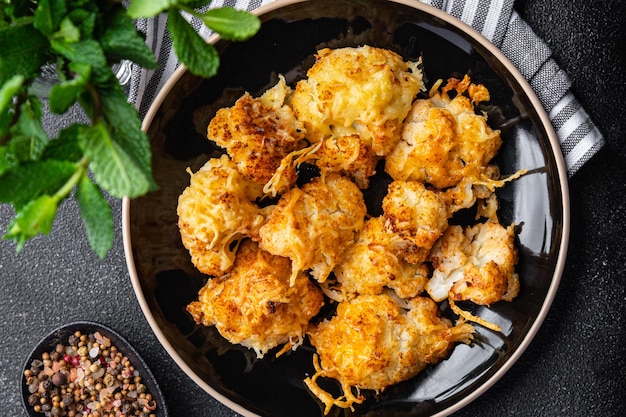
129,0 -> 261,78
0,0 -> 260,258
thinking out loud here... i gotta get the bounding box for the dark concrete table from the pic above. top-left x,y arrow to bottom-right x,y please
1,0 -> 624,415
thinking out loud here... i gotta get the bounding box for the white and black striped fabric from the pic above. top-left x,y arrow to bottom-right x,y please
128,0 -> 604,177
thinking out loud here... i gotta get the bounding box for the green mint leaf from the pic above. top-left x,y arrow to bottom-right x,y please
0,75 -> 25,113
200,7 -> 260,41
34,0 -> 68,36
49,80 -> 83,115
96,81 -> 156,191
0,110 -> 10,139
42,124 -> 84,162
4,194 -> 59,251
54,16 -> 81,43
0,76 -> 21,137
66,7 -> 97,40
0,146 -> 11,177
76,175 -> 113,259
0,159 -> 77,208
78,122 -> 153,198
127,0 -> 174,18
50,38 -> 110,84
8,98 -> 49,162
48,64 -> 90,114
100,7 -> 158,69
7,134 -> 47,164
67,61 -> 92,81
51,38 -> 105,66
49,82 -> 82,114
0,22 -> 49,83
167,9 -> 220,78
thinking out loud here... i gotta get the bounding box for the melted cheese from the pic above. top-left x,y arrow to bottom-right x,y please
382,180 -> 450,263
208,75 -> 307,187
305,294 -> 474,414
177,155 -> 272,276
187,240 -> 324,358
259,173 -> 367,285
386,75 -> 502,189
291,45 -> 424,156
334,216 -> 429,299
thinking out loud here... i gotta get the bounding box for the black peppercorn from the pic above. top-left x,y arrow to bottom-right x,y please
68,335 -> 79,346
41,379 -> 53,391
27,394 -> 39,406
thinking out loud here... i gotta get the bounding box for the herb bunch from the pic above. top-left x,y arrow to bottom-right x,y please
0,0 -> 260,258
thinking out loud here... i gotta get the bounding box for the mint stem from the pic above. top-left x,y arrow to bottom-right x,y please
84,83 -> 103,125
53,155 -> 89,202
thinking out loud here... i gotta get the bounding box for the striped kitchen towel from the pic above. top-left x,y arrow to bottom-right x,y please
128,0 -> 605,177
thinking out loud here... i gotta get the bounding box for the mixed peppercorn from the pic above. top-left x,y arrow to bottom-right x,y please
24,330 -> 158,417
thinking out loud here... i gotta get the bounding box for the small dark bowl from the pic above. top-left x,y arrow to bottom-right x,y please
21,321 -> 169,417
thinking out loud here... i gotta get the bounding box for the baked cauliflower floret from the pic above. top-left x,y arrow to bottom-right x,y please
259,173 -> 366,285
382,180 -> 450,263
385,75 -> 502,189
443,165 -> 499,214
291,45 -> 424,156
333,217 -> 429,300
208,75 -> 307,186
177,155 -> 272,276
186,240 -> 324,358
386,100 -> 457,187
426,221 -> 520,305
305,294 -> 474,414
306,134 -> 378,189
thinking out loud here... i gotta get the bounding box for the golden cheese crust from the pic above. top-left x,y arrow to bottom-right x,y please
382,180 -> 450,263
259,173 -> 367,285
291,46 -> 424,156
333,217 -> 429,299
385,75 -> 502,189
426,221 -> 520,305
187,240 -> 324,358
208,75 -> 307,186
305,294 -> 474,414
305,134 -> 379,189
177,155 -> 272,276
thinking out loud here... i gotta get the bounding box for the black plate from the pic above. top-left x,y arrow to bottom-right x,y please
21,321 -> 169,417
123,0 -> 569,416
